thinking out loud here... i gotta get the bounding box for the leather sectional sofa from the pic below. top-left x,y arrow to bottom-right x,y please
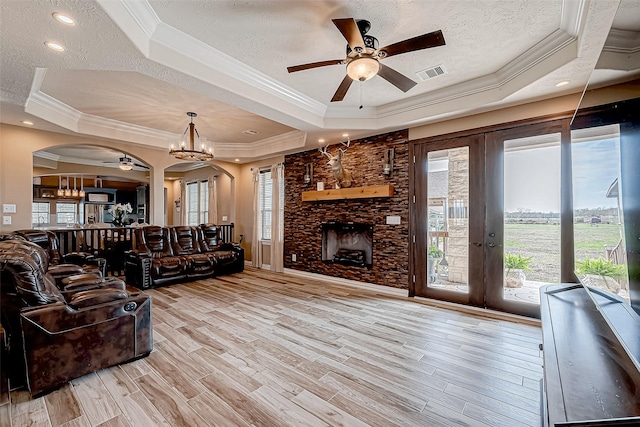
124,224 -> 244,289
0,239 -> 152,396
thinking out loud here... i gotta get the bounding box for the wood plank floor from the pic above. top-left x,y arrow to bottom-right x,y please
2,267 -> 543,427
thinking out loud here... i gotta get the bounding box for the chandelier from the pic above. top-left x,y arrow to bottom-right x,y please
169,112 -> 214,161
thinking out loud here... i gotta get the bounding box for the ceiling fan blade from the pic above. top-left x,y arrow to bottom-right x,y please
287,59 -> 343,73
379,29 -> 445,59
134,163 -> 149,169
332,18 -> 365,51
377,64 -> 417,92
331,75 -> 353,102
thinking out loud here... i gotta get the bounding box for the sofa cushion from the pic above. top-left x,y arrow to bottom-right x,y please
0,240 -> 65,305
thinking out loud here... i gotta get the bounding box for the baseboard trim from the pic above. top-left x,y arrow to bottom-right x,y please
282,268 -> 540,326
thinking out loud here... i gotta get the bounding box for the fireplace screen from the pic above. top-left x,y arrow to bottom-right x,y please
321,222 -> 373,268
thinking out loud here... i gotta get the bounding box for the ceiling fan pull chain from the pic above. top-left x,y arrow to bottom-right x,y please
359,80 -> 363,109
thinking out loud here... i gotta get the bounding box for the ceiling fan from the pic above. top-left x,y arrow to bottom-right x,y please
103,155 -> 149,171
287,18 -> 446,102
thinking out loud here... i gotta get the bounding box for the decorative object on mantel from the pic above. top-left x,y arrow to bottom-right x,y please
302,184 -> 393,202
319,134 -> 352,188
303,163 -> 313,184
383,148 -> 395,176
169,112 -> 214,161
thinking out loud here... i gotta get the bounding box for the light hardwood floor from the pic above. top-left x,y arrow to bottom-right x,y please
1,267 -> 543,427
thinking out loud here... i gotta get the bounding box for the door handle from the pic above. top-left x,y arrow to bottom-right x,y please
488,242 -> 496,248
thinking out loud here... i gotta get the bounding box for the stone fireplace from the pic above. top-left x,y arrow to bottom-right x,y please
321,222 -> 373,268
283,129 -> 409,289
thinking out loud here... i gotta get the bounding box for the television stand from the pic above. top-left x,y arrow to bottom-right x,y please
540,284 -> 640,426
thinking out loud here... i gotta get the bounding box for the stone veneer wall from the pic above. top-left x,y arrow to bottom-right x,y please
284,130 -> 409,289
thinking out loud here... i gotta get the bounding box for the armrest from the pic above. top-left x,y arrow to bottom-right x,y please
125,249 -> 151,260
61,273 -> 102,285
68,289 -> 129,310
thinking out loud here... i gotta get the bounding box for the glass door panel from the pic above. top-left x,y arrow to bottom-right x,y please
503,134 -> 561,304
427,147 -> 469,294
485,121 -> 566,318
571,124 -> 630,302
412,135 -> 484,307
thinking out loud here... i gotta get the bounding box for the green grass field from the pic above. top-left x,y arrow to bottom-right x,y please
504,223 -> 622,282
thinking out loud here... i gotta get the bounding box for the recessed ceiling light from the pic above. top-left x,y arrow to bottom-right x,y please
234,158 -> 240,162
318,138 -> 325,144
53,13 -> 75,25
45,41 -> 65,52
555,81 -> 569,87
242,129 -> 258,135
22,120 -> 34,125
342,133 -> 349,138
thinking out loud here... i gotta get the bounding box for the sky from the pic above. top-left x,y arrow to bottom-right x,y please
429,137 -> 621,213
504,138 -> 619,212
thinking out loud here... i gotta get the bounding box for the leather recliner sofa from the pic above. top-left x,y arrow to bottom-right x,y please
10,229 -> 107,278
0,239 -> 152,397
124,224 -> 244,289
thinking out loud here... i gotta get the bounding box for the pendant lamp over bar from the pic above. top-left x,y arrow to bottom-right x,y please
169,112 -> 214,161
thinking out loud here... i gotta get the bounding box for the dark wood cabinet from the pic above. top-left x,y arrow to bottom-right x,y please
540,284 -> 640,426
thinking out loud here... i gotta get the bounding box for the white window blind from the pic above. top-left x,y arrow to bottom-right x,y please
259,170 -> 272,240
56,202 -> 76,224
32,202 -> 50,225
186,180 -> 208,226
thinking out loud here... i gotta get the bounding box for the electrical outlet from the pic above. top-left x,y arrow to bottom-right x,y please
291,254 -> 297,262
2,216 -> 11,225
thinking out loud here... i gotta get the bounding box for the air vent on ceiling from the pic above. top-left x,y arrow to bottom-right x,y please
242,129 -> 259,135
416,64 -> 447,81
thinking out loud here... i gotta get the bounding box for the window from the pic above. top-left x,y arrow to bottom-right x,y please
186,180 -> 208,226
56,202 -> 76,224
258,169 -> 284,241
32,202 -> 50,225
259,170 -> 273,240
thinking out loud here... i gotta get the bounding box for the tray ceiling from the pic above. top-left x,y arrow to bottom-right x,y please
1,0 -> 638,164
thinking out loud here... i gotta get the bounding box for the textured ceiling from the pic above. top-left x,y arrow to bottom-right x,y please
0,0 -> 638,165
40,71 -> 294,143
150,0 -> 562,106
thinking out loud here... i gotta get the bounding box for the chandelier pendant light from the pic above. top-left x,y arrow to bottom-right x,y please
169,112 -> 214,161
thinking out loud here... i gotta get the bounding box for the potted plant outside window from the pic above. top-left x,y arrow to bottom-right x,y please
504,252 -> 532,288
576,256 -> 626,294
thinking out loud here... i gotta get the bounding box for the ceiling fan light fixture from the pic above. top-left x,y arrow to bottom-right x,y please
347,57 -> 380,81
119,156 -> 134,171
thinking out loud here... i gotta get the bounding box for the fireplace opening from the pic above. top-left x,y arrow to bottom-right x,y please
321,222 -> 373,268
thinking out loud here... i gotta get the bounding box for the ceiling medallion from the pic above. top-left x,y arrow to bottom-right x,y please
169,112 -> 214,161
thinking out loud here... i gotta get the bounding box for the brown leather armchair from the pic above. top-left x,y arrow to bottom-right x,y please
125,226 -> 187,289
0,239 -> 152,396
170,226 -> 215,279
199,223 -> 244,275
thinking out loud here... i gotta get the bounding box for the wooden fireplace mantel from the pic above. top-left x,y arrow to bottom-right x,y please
302,185 -> 394,202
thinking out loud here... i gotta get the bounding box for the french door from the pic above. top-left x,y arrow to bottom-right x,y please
410,121 -> 570,318
410,134 -> 486,307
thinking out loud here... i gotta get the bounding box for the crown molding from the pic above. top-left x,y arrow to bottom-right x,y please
25,71 -> 179,147
603,28 -> 640,54
33,151 -> 60,161
98,0 -> 326,124
214,130 -> 307,159
560,0 -> 587,38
